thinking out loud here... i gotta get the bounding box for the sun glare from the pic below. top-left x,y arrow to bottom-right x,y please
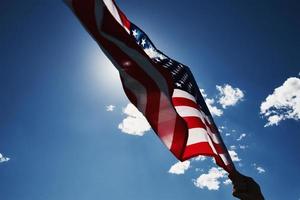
85,45 -> 124,99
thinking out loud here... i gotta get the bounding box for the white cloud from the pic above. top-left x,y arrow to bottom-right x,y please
237,133 -> 247,141
230,145 -> 237,150
239,145 -> 248,149
211,158 -> 216,164
260,77 -> 300,127
106,105 -> 115,112
168,161 -> 191,175
118,103 -> 151,136
252,163 -> 266,174
193,167 -> 227,190
256,166 -> 266,174
195,168 -> 204,172
225,133 -> 231,136
223,179 -> 232,185
228,150 -> 241,162
200,89 -> 223,117
206,98 -> 224,117
216,84 -> 244,108
193,155 -> 207,161
264,115 -> 283,126
200,85 -> 245,116
218,126 -> 226,133
0,153 -> 10,163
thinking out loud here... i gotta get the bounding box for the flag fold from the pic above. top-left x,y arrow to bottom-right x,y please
65,0 -> 235,173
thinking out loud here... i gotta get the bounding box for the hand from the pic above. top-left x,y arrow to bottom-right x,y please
228,170 -> 265,200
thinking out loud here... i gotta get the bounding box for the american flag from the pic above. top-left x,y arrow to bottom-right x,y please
65,0 -> 235,173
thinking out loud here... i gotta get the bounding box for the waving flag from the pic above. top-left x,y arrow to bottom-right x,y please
65,0 -> 235,173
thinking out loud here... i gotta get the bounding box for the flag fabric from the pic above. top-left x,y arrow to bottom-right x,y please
65,0 -> 235,173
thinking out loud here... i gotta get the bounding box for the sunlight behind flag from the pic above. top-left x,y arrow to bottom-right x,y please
65,0 -> 235,173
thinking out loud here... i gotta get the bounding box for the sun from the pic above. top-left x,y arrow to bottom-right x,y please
84,44 -> 125,100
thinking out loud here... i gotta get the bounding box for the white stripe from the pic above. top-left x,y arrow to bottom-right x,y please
206,127 -> 220,144
101,38 -> 176,150
157,93 -> 176,149
94,1 -> 171,104
175,106 -> 205,122
206,133 -> 218,154
98,31 -> 178,150
93,3 -> 147,113
175,106 -> 213,126
102,0 -> 122,27
219,154 -> 230,166
175,106 -> 220,144
187,128 -> 208,145
102,0 -> 130,33
93,4 -> 179,149
188,127 -> 220,145
185,128 -> 218,156
173,89 -> 212,126
172,89 -> 196,102
100,32 -> 171,98
98,42 -> 148,114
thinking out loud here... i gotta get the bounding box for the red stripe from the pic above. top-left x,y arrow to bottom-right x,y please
182,116 -> 225,156
214,156 -> 227,169
183,143 -> 232,172
99,3 -> 189,158
170,116 -> 188,160
183,116 -> 207,129
99,5 -> 188,159
203,117 -> 218,133
70,0 -> 188,159
72,0 -> 161,130
182,116 -> 221,146
72,0 -> 101,38
172,98 -> 224,160
100,9 -> 162,130
185,140 -> 224,156
172,96 -> 219,136
214,154 -> 235,173
112,0 -> 131,30
96,1 -> 175,98
102,3 -> 230,168
183,143 -> 225,160
183,142 -> 224,160
182,143 -> 215,160
68,0 -> 233,172
172,97 -> 200,109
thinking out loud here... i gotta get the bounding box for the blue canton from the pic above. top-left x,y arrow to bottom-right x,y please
130,23 -> 212,117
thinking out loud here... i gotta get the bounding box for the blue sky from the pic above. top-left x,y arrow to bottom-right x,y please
0,0 -> 300,199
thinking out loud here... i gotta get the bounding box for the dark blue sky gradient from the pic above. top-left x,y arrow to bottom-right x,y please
0,1 -> 299,200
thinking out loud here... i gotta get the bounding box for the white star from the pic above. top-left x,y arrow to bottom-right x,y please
144,47 -> 157,58
132,29 -> 138,37
176,82 -> 182,87
141,39 -> 146,46
159,54 -> 166,60
106,105 -> 115,112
